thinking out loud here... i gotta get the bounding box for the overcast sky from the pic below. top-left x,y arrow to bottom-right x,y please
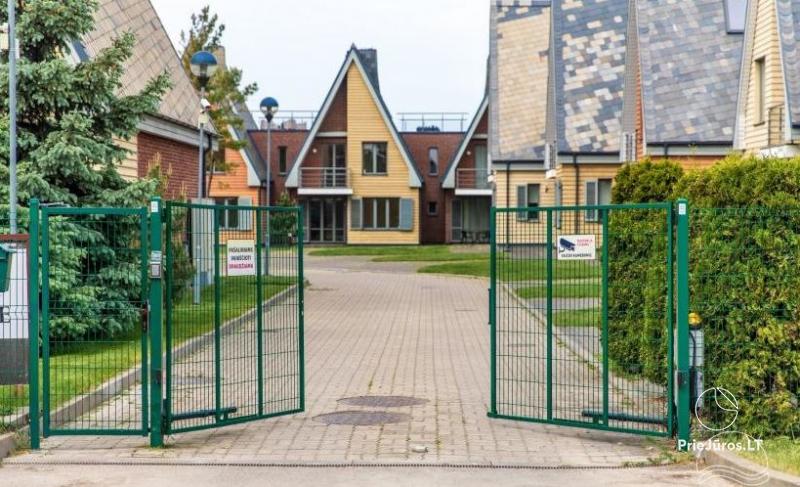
151,0 -> 489,118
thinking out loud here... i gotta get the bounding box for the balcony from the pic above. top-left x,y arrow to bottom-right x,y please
456,169 -> 492,196
298,167 -> 353,196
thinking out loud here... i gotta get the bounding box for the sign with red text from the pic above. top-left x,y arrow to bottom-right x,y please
226,240 -> 256,276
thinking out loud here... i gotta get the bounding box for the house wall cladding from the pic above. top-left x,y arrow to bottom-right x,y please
250,130 -> 309,202
490,2 -> 550,161
137,132 -> 198,200
402,132 -> 463,244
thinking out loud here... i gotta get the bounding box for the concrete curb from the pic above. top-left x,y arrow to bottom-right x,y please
0,433 -> 16,459
702,448 -> 800,487
1,284 -> 297,458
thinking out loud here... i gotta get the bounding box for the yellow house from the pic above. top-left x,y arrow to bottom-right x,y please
735,0 -> 800,156
285,46 -> 423,244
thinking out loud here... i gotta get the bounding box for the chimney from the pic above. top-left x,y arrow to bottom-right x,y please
357,48 -> 380,92
212,46 -> 227,69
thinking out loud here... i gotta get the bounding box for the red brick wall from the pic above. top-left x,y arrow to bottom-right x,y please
319,81 -> 348,133
402,132 -> 462,244
137,132 -> 198,200
249,130 -> 309,204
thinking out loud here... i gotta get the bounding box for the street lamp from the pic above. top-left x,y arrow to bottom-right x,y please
189,50 -> 217,305
6,0 -> 18,233
259,97 -> 279,206
190,50 -> 218,200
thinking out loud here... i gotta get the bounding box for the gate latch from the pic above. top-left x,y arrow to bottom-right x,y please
149,251 -> 163,279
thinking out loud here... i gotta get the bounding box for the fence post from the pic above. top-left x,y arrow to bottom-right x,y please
676,199 -> 691,449
28,199 -> 40,450
148,198 -> 164,448
488,208 -> 497,416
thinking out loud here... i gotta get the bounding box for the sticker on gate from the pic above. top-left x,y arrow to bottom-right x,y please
557,235 -> 596,261
226,240 -> 256,276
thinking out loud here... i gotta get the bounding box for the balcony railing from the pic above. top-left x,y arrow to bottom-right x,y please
397,112 -> 469,133
456,169 -> 491,191
250,110 -> 317,131
300,167 -> 350,189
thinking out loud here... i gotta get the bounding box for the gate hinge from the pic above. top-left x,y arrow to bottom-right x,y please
153,369 -> 163,386
141,304 -> 149,332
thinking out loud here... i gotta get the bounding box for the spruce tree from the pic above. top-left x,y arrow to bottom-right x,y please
0,0 -> 171,338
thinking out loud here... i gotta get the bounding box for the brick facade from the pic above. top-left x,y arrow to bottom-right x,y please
137,132 -> 198,200
402,132 -> 462,244
249,130 -> 309,204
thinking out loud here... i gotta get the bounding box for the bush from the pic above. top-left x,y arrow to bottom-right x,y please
610,154 -> 800,437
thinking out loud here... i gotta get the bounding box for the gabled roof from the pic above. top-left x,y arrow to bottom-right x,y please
230,102 -> 266,184
553,0 -> 627,155
489,0 -> 551,162
777,0 -> 800,128
637,0 -> 744,146
442,96 -> 488,189
75,0 -> 214,133
285,46 -> 422,188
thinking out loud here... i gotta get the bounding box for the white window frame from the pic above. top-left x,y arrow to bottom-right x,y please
362,142 -> 388,175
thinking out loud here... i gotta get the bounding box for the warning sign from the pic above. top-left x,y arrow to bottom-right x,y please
226,240 -> 256,276
557,235 -> 596,261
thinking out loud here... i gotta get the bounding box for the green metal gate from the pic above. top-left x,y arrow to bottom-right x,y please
40,205 -> 150,436
489,203 -> 680,438
161,201 -> 305,437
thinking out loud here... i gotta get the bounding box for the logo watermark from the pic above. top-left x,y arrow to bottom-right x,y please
689,387 -> 770,486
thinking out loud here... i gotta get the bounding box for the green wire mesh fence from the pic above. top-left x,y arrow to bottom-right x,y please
490,204 -> 673,436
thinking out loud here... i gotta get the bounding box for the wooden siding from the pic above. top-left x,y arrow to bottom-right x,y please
495,170 -> 555,244
209,147 -> 261,244
115,137 -> 138,181
743,0 -> 785,151
345,63 -> 420,244
555,164 -> 621,236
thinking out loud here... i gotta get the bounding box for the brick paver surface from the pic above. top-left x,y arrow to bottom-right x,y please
9,255 -> 668,466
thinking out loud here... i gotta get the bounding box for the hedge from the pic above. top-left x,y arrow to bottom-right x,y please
610,155 -> 800,437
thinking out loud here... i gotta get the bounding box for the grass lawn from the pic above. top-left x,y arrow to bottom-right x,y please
516,283 -> 601,299
0,275 -> 294,419
418,259 -> 601,280
740,437 -> 800,476
309,245 -> 488,262
553,308 -> 601,328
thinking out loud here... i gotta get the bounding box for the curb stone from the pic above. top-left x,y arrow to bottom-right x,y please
702,448 -> 800,487
0,432 -> 16,460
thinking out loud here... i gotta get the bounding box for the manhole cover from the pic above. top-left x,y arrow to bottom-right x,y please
313,410 -> 410,426
338,395 -> 428,408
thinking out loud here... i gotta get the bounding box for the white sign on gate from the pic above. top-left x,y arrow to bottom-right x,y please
226,240 -> 256,276
557,235 -> 596,261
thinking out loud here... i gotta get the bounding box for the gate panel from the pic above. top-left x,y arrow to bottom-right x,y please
41,207 -> 149,436
164,202 -> 304,434
490,204 -> 673,436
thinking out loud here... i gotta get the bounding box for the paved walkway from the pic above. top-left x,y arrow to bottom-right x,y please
9,255 -> 678,467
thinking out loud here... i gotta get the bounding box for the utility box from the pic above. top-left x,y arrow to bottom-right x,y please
0,240 -> 28,386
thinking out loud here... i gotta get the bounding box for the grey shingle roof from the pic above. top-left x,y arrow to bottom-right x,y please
637,0 -> 744,144
489,0 -> 551,162
553,0 -> 628,154
77,0 -> 209,131
777,0 -> 800,127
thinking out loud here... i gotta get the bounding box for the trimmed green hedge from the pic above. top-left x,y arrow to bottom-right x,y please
611,155 -> 800,437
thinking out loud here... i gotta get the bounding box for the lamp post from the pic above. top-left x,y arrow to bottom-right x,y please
189,51 -> 218,305
189,50 -> 218,199
7,0 -> 18,233
259,97 -> 279,276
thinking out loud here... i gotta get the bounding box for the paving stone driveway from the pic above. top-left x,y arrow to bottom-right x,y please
9,255 -> 669,466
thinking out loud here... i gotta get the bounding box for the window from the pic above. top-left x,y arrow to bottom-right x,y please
362,143 -> 388,174
428,201 -> 438,216
755,57 -> 766,125
428,147 -> 439,175
363,198 -> 400,229
516,184 -> 540,222
278,146 -> 288,174
724,0 -> 747,33
327,143 -> 346,167
585,179 -> 612,222
214,197 -> 239,229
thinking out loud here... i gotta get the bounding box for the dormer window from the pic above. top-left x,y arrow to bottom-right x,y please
724,0 -> 746,33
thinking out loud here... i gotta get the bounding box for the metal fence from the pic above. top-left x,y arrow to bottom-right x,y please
163,202 -> 304,435
490,204 -> 675,437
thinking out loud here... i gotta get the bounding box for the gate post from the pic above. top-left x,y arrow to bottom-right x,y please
676,199 -> 691,449
28,199 -> 40,450
148,198 -> 164,448
488,208 -> 497,416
